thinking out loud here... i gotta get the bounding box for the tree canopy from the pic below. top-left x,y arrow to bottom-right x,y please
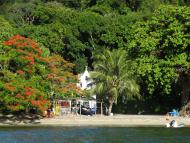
0,0 -> 190,115
91,49 -> 139,114
0,35 -> 80,112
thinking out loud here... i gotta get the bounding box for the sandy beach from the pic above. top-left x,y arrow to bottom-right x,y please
0,114 -> 190,127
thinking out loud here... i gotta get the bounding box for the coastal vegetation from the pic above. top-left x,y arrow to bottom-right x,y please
91,49 -> 139,115
0,0 -> 190,115
0,35 -> 80,113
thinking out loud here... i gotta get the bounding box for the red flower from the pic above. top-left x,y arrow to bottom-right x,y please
17,70 -> 25,75
25,91 -> 31,96
25,86 -> 31,96
16,93 -> 24,99
39,96 -> 43,100
31,100 -> 35,106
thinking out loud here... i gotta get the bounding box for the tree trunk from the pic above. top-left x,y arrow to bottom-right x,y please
108,101 -> 113,116
180,74 -> 190,116
180,101 -> 190,117
181,75 -> 190,106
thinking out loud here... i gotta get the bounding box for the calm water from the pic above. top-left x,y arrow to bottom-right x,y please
0,127 -> 190,143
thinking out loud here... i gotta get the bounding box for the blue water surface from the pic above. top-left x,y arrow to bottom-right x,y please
0,126 -> 189,143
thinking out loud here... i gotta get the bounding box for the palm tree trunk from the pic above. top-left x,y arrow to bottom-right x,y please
108,101 -> 113,116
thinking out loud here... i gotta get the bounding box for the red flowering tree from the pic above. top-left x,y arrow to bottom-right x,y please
45,55 -> 81,98
0,35 -> 80,113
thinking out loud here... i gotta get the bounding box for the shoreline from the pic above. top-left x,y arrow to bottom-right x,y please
0,115 -> 190,127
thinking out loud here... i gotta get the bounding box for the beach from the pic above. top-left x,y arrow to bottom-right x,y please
0,114 -> 190,127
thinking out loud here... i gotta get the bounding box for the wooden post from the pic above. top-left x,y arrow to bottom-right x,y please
101,101 -> 103,116
80,98 -> 81,116
95,101 -> 96,115
69,100 -> 71,114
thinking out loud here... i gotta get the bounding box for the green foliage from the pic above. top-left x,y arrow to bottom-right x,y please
0,0 -> 190,114
128,5 -> 190,98
91,49 -> 140,114
0,16 -> 13,41
0,35 -> 79,112
4,1 -> 39,26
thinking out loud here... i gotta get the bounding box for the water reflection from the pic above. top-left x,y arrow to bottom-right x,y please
0,127 -> 190,143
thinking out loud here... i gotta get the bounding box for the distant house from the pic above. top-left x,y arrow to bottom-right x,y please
77,66 -> 96,110
77,66 -> 94,90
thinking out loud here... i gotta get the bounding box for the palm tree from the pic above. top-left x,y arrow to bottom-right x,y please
90,49 -> 140,115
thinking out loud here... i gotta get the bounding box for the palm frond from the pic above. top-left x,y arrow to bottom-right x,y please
92,49 -> 140,104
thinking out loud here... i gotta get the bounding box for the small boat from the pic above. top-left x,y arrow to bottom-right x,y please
166,120 -> 184,128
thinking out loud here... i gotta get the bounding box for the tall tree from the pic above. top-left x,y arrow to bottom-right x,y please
91,49 -> 139,115
127,5 -> 190,112
0,35 -> 80,112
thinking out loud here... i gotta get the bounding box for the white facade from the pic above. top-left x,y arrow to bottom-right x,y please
77,66 -> 96,113
77,66 -> 93,90
77,66 -> 96,100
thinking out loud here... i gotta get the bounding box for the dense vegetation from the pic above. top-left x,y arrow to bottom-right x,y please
0,0 -> 190,115
91,49 -> 140,115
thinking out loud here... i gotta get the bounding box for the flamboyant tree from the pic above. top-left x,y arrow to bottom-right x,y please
45,54 -> 81,98
0,35 -> 80,113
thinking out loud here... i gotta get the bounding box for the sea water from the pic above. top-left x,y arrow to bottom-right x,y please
0,127 -> 189,143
